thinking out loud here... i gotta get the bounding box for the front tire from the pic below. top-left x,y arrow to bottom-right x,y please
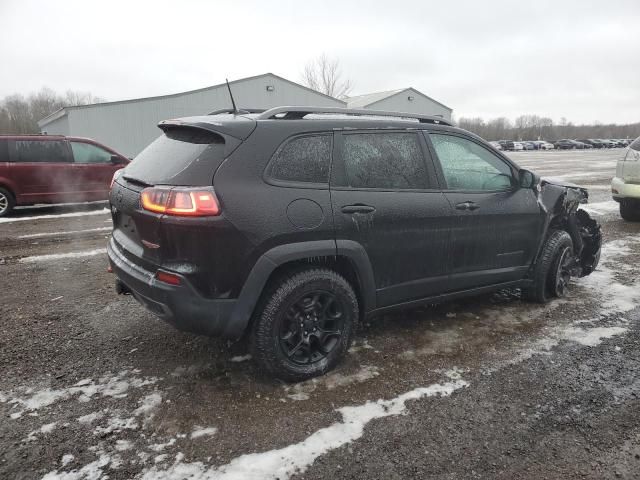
620,200 -> 640,222
251,268 -> 358,382
0,188 -> 15,217
523,230 -> 574,303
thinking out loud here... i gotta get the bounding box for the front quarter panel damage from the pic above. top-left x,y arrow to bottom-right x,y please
537,179 -> 602,277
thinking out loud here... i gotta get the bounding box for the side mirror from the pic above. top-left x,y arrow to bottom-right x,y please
519,169 -> 538,189
111,154 -> 123,164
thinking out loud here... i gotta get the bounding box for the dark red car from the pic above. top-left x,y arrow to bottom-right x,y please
0,135 -> 129,216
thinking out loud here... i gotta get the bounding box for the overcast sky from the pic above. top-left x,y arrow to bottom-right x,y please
1,0 -> 638,124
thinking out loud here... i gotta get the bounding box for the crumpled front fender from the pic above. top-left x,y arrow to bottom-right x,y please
537,180 -> 602,277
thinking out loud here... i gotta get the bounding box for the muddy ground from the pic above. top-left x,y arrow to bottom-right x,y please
1,149 -> 639,479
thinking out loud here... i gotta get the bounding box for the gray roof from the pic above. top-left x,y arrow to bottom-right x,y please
39,73 -> 346,127
345,89 -> 406,109
346,87 -> 452,112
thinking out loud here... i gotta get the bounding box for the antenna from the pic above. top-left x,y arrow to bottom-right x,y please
225,78 -> 239,114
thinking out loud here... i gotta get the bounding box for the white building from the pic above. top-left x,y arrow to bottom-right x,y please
346,88 -> 452,122
38,73 -> 346,157
39,74 -> 453,158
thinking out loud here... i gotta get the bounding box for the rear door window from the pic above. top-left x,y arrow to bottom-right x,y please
71,142 -> 113,164
339,132 -> 430,189
266,135 -> 332,185
13,140 -> 71,163
123,127 -> 226,185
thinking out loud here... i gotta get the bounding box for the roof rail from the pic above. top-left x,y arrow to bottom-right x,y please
256,106 -> 453,126
208,108 -> 266,115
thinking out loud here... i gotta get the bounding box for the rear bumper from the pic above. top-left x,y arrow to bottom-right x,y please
107,237 -> 242,338
612,177 -> 640,201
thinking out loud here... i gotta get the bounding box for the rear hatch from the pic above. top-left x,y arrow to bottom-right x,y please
618,137 -> 640,184
110,116 -> 254,274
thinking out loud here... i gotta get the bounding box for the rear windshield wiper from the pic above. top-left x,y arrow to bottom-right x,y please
122,175 -> 153,188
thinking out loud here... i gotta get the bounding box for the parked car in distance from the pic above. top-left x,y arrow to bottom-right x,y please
533,141 -> 554,150
498,141 -> 522,151
108,106 -> 602,381
577,139 -> 604,149
599,139 -> 616,148
575,141 -> 593,149
612,135 -> 640,221
554,139 -> 582,150
520,141 -> 535,150
0,135 -> 129,217
488,141 -> 502,150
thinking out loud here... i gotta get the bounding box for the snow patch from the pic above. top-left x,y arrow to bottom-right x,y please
94,416 -> 138,436
140,378 -> 468,480
134,392 -> 162,421
41,453 -> 112,480
20,248 -> 105,263
60,454 -> 74,467
560,326 -> 627,347
2,370 -> 157,419
229,354 -> 252,363
149,438 -> 177,452
18,227 -> 111,239
115,440 -> 133,451
0,208 -> 110,224
283,365 -> 379,401
77,411 -> 106,425
324,365 -> 380,390
190,427 -> 218,439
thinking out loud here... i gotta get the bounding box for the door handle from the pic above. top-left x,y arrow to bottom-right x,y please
455,201 -> 480,211
341,204 -> 376,214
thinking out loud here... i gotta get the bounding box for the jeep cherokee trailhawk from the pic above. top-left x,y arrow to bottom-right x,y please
108,107 -> 602,381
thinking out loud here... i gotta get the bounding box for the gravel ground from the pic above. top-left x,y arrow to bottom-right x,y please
0,149 -> 639,480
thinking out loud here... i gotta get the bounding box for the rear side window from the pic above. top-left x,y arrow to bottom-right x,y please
630,137 -> 640,151
124,127 -> 225,185
341,132 -> 429,189
0,140 -> 8,163
266,135 -> 332,184
71,142 -> 113,164
13,140 -> 70,163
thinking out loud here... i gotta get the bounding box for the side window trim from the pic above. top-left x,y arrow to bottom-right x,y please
423,131 -> 518,193
263,132 -> 333,190
331,129 -> 439,192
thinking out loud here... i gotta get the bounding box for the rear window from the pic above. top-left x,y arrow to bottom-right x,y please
123,127 -> 225,185
13,140 -> 70,163
630,137 -> 640,151
266,135 -> 332,184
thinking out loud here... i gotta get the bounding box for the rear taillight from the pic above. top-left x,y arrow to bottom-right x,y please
110,169 -> 123,190
141,187 -> 220,217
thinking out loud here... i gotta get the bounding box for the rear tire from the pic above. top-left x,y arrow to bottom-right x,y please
619,200 -> 640,222
0,188 -> 15,217
523,230 -> 574,303
250,268 -> 358,382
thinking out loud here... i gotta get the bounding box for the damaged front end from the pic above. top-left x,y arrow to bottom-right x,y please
538,178 -> 602,277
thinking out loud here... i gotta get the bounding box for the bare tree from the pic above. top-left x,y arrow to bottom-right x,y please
0,87 -> 104,134
302,54 -> 353,99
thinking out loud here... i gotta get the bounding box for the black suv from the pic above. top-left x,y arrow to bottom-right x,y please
108,107 -> 602,381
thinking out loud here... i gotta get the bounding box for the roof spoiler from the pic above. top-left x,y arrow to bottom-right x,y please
256,106 -> 453,126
